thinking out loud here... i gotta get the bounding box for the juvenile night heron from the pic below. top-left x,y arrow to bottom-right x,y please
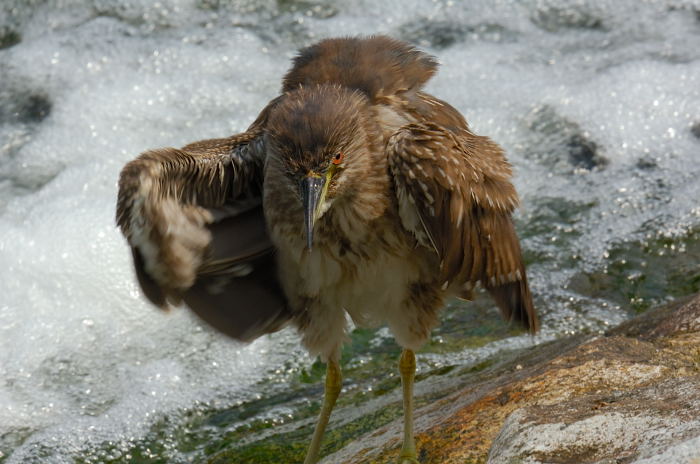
116,35 -> 538,464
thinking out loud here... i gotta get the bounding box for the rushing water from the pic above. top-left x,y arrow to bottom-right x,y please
1,0 -> 699,462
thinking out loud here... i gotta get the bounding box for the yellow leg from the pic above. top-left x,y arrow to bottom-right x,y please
399,349 -> 419,464
303,360 -> 342,464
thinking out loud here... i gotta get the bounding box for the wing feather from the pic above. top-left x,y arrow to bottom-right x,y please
387,122 -> 538,333
116,101 -> 290,341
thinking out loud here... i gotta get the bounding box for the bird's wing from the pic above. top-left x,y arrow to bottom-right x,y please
116,101 -> 291,341
387,122 -> 539,333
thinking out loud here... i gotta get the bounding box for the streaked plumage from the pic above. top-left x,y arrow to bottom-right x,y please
116,35 -> 538,463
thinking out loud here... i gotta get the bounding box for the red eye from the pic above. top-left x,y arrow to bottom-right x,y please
332,152 -> 344,165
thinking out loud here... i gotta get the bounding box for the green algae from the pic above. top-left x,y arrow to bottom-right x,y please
568,228 -> 700,312
207,403 -> 403,464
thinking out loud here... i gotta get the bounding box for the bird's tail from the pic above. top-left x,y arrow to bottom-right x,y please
487,268 -> 539,334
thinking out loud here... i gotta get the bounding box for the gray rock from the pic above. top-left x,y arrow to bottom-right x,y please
330,294 -> 700,463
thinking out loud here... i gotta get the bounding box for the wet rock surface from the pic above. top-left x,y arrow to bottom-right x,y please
325,295 -> 700,463
2,1 -> 700,462
397,18 -> 515,49
523,104 -> 608,173
691,122 -> 700,139
0,27 -> 21,49
530,2 -> 606,33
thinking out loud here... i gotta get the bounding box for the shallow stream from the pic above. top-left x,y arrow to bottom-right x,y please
1,1 -> 699,462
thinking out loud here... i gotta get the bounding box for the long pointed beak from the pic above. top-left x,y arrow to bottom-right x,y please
301,174 -> 325,251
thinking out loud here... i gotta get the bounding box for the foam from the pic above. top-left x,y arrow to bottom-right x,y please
1,0 -> 699,461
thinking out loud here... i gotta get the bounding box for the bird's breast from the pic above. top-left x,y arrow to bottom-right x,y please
271,208 -> 429,328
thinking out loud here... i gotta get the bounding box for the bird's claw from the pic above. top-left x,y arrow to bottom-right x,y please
398,455 -> 420,464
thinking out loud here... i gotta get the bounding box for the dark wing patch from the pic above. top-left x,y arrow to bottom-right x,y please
282,35 -> 438,101
387,122 -> 538,333
182,202 -> 289,342
116,102 -> 290,341
115,133 -> 265,295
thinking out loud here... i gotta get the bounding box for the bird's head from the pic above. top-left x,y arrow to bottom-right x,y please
265,84 -> 375,250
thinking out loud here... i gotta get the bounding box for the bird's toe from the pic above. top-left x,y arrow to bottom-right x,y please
398,456 -> 420,464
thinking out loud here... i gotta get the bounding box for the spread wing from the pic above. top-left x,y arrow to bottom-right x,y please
387,122 -> 539,333
116,101 -> 290,341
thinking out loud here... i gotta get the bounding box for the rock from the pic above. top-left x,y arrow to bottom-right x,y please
523,104 -> 608,173
0,78 -> 52,126
396,18 -> 515,49
489,376 -> 700,463
324,294 -> 700,463
0,27 -> 21,49
530,2 -> 606,33
691,122 -> 700,140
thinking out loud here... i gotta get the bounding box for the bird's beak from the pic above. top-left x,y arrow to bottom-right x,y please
301,173 -> 325,251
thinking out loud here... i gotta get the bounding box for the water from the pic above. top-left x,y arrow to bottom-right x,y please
1,0 -> 699,462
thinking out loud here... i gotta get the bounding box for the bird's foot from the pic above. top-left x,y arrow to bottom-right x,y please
398,453 -> 420,464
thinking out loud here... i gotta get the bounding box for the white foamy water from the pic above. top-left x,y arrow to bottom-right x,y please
1,0 -> 699,462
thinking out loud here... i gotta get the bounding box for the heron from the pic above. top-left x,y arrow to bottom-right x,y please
116,35 -> 538,464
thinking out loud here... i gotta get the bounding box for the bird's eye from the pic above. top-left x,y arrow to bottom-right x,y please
331,152 -> 344,165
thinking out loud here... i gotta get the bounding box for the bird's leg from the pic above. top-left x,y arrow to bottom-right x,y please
398,349 -> 419,464
303,359 -> 342,464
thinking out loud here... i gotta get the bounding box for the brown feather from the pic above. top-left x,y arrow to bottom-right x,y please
131,246 -> 167,309
116,35 -> 537,352
387,120 -> 538,333
115,100 -> 291,340
282,35 -> 438,102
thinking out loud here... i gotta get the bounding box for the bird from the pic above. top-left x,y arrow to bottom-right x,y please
116,35 -> 538,464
